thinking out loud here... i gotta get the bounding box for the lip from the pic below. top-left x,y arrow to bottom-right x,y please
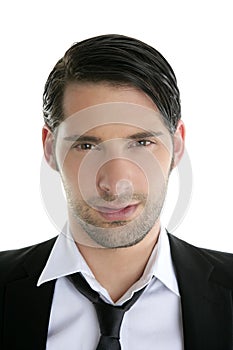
95,202 -> 139,212
96,204 -> 139,221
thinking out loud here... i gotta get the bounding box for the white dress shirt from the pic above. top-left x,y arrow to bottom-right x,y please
38,225 -> 184,349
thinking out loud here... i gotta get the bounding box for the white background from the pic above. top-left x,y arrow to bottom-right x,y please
0,0 -> 232,252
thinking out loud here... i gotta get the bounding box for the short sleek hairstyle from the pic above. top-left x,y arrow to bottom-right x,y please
43,34 -> 181,133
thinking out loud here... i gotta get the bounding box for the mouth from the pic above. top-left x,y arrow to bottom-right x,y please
95,204 -> 139,221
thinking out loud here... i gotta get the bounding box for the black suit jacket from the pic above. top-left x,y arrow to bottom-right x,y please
0,234 -> 233,349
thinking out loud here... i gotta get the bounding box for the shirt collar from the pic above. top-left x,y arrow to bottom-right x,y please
151,227 -> 180,296
37,224 -> 94,286
37,224 -> 180,297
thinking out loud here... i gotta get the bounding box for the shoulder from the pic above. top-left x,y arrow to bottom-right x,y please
0,237 -> 57,282
194,242 -> 233,285
168,233 -> 233,287
169,233 -> 233,263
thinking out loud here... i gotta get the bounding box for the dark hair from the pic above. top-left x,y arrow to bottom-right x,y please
43,34 -> 181,133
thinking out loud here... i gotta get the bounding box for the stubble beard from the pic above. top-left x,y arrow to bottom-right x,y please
65,186 -> 168,249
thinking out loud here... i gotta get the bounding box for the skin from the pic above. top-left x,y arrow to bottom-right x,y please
43,82 -> 185,301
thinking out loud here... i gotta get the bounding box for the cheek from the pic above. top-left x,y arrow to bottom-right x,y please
153,147 -> 173,175
60,156 -> 82,190
157,157 -> 173,176
142,151 -> 172,196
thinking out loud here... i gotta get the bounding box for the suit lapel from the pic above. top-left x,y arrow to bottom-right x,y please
168,234 -> 233,350
3,238 -> 56,350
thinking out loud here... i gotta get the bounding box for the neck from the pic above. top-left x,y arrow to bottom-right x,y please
73,221 -> 161,302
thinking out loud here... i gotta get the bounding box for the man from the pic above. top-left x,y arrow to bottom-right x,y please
0,34 -> 233,350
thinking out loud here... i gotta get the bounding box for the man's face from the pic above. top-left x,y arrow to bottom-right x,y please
44,83 -> 184,248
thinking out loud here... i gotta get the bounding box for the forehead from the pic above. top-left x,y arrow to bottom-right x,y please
60,82 -> 169,138
63,82 -> 159,117
58,102 -> 169,141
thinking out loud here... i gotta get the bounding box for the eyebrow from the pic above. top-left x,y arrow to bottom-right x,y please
63,130 -> 163,142
127,131 -> 163,139
63,135 -> 102,143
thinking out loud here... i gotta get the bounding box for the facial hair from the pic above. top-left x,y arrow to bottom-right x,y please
65,186 -> 168,249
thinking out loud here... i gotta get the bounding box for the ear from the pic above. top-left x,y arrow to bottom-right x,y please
42,125 -> 58,170
172,120 -> 185,169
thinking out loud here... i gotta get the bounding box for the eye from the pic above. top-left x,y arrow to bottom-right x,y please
72,143 -> 100,151
137,140 -> 154,147
129,139 -> 156,148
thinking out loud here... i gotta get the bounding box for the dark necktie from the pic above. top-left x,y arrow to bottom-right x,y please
67,272 -> 146,350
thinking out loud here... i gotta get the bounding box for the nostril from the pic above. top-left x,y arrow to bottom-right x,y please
99,182 -> 111,192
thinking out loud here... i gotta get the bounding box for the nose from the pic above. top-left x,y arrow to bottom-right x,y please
97,159 -> 133,197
